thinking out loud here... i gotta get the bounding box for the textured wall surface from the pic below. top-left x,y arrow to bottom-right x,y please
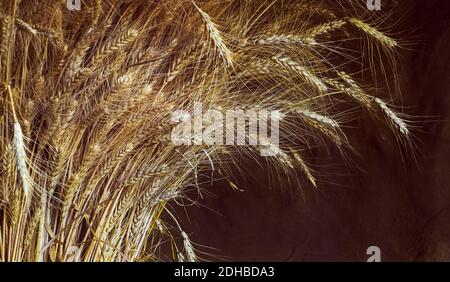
178,0 -> 450,261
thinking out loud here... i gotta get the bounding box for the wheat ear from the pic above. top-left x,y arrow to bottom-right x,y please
304,19 -> 346,45
255,19 -> 345,46
7,85 -> 31,202
290,148 -> 317,188
273,54 -> 328,93
192,1 -> 234,66
372,97 -> 409,136
13,122 -> 30,200
181,231 -> 197,262
296,109 -> 342,146
348,18 -> 398,49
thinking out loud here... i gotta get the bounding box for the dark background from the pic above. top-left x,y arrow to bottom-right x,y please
175,0 -> 450,261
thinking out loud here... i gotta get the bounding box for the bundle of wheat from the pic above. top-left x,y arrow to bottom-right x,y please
0,0 -> 411,261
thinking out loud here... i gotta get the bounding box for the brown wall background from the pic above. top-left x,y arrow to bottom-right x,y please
176,0 -> 450,261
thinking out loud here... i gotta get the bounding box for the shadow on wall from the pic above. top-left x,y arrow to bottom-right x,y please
175,1 -> 450,261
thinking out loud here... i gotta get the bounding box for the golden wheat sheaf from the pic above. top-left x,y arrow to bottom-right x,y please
0,0 -> 412,261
